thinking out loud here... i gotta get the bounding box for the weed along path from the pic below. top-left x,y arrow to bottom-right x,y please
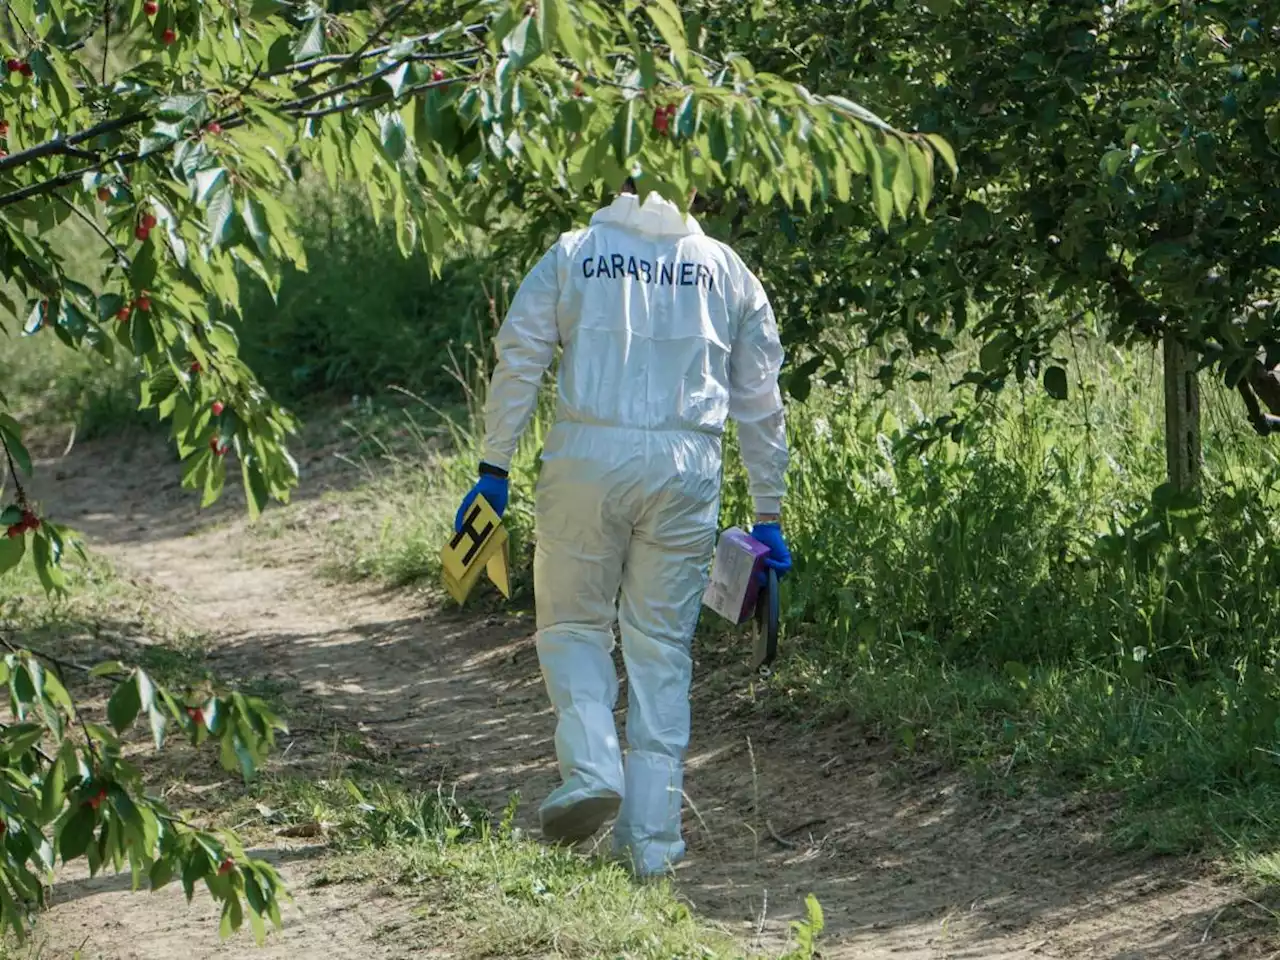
22,435 -> 1274,959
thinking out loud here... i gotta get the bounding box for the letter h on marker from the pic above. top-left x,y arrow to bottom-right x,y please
440,495 -> 512,604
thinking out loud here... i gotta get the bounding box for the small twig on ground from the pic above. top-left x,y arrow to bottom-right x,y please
754,888 -> 769,946
1202,905 -> 1229,944
765,819 -> 795,849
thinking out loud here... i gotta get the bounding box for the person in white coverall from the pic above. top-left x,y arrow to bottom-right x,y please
454,181 -> 793,878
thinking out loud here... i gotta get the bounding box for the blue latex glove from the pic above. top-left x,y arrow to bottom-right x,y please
454,469 -> 509,533
751,522 -> 792,583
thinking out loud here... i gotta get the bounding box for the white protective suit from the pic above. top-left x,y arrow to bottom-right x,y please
480,190 -> 788,877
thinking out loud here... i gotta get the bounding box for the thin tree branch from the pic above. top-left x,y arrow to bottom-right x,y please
295,73 -> 474,118
5,5 -> 37,48
311,0 -> 417,84
0,112 -> 144,173
0,434 -> 27,505
53,194 -> 130,269
276,27 -> 484,76
100,0 -> 111,86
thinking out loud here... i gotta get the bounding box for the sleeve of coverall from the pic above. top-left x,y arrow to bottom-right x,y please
728,273 -> 789,516
480,246 -> 561,472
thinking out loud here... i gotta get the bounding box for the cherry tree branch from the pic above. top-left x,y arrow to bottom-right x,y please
0,71 -> 470,207
0,112 -> 145,173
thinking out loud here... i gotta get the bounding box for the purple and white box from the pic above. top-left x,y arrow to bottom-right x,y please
702,526 -> 770,625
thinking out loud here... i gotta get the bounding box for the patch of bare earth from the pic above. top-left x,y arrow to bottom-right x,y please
20,432 -> 1278,959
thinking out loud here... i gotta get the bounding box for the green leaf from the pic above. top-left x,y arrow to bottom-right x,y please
380,112 -> 408,164
241,198 -> 271,259
131,238 -> 158,291
148,706 -> 167,750
32,534 -> 65,595
291,15 -> 325,61
548,0 -> 585,65
888,135 -> 913,220
150,857 -> 175,891
611,99 -> 640,164
0,535 -> 24,575
107,673 -> 142,733
89,660 -> 127,678
504,16 -> 542,69
979,338 -> 1006,372
59,803 -> 96,862
1044,365 -> 1069,400
220,892 -> 244,937
676,93 -> 697,139
647,0 -> 689,73
1100,148 -> 1127,177
907,140 -> 934,215
867,138 -> 892,230
205,180 -> 236,248
41,749 -> 67,823
156,93 -> 208,124
924,132 -> 957,177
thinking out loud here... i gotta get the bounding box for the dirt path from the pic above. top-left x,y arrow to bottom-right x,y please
22,435 -> 1275,959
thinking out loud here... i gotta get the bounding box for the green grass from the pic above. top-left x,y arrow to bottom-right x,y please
741,334 -> 1280,867
221,773 -> 822,960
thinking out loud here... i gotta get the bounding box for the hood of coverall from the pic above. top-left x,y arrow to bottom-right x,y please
590,191 -> 703,238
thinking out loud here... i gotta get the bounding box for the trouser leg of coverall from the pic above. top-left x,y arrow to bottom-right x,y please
612,488 -> 718,877
533,459 -> 632,841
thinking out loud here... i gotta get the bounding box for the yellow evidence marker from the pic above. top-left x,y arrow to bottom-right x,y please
441,494 -> 512,605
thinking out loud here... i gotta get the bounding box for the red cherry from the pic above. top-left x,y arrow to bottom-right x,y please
5,525 -> 21,539
86,788 -> 107,810
137,295 -> 151,312
432,68 -> 445,82
665,104 -> 676,116
206,121 -> 222,135
142,213 -> 157,229
190,361 -> 201,374
162,28 -> 176,44
21,511 -> 38,532
211,401 -> 224,416
135,224 -> 150,242
18,62 -> 31,77
217,858 -> 234,876
97,186 -> 111,202
209,436 -> 221,453
144,0 -> 158,13
5,59 -> 18,73
116,306 -> 130,321
0,121 -> 9,137
187,706 -> 204,726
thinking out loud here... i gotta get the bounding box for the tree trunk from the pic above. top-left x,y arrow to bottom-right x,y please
1163,336 -> 1202,492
